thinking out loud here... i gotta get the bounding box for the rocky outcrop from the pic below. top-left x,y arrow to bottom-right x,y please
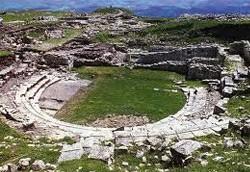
187,63 -> 221,80
170,140 -> 206,166
43,43 -> 128,68
45,29 -> 64,39
131,46 -> 224,80
230,40 -> 250,64
43,51 -> 74,68
229,118 -> 250,137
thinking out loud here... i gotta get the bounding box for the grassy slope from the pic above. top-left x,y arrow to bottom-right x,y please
1,10 -> 71,22
0,50 -> 12,58
138,19 -> 250,44
33,28 -> 82,51
56,67 -> 188,124
227,95 -> 250,118
0,120 -> 60,166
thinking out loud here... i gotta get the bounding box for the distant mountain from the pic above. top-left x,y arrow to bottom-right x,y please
1,0 -> 250,17
133,5 -> 250,17
134,6 -> 187,18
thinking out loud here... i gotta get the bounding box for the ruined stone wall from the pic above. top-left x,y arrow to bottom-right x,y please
230,40 -> 250,64
132,46 -> 219,64
131,46 -> 223,79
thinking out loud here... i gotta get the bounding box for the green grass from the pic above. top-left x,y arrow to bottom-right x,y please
93,32 -> 120,43
178,133 -> 250,172
1,10 -> 71,22
0,50 -> 12,58
0,120 -> 61,166
137,19 -> 250,44
34,28 -> 82,51
227,95 -> 250,118
57,131 -> 250,172
56,67 -> 188,124
58,157 -> 111,172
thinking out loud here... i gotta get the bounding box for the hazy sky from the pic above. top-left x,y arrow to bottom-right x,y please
0,0 -> 250,10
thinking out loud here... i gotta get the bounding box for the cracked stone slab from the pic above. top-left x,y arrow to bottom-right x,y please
58,142 -> 83,162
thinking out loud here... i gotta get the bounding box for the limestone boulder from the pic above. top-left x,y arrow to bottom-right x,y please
170,140 -> 204,166
31,160 -> 46,171
88,145 -> 114,163
45,29 -> 64,39
58,142 -> 84,162
18,158 -> 31,170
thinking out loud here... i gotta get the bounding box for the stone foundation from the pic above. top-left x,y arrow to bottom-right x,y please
131,46 -> 225,79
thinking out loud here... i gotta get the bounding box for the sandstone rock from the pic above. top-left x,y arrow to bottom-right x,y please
31,160 -> 46,171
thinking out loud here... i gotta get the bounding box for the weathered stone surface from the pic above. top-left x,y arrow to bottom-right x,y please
58,142 -> 83,162
132,46 -> 224,80
18,158 -> 31,170
214,98 -> 229,115
45,29 -> 64,39
230,40 -> 250,63
187,63 -> 221,80
223,138 -> 234,148
229,118 -> 250,137
0,163 -> 17,172
44,44 -> 127,68
222,86 -> 234,97
43,51 -> 74,68
39,79 -> 91,111
171,140 -> 204,165
88,145 -> 114,162
31,160 -> 46,171
171,140 -> 203,158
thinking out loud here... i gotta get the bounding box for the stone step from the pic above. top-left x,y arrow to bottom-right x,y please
26,78 -> 51,99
